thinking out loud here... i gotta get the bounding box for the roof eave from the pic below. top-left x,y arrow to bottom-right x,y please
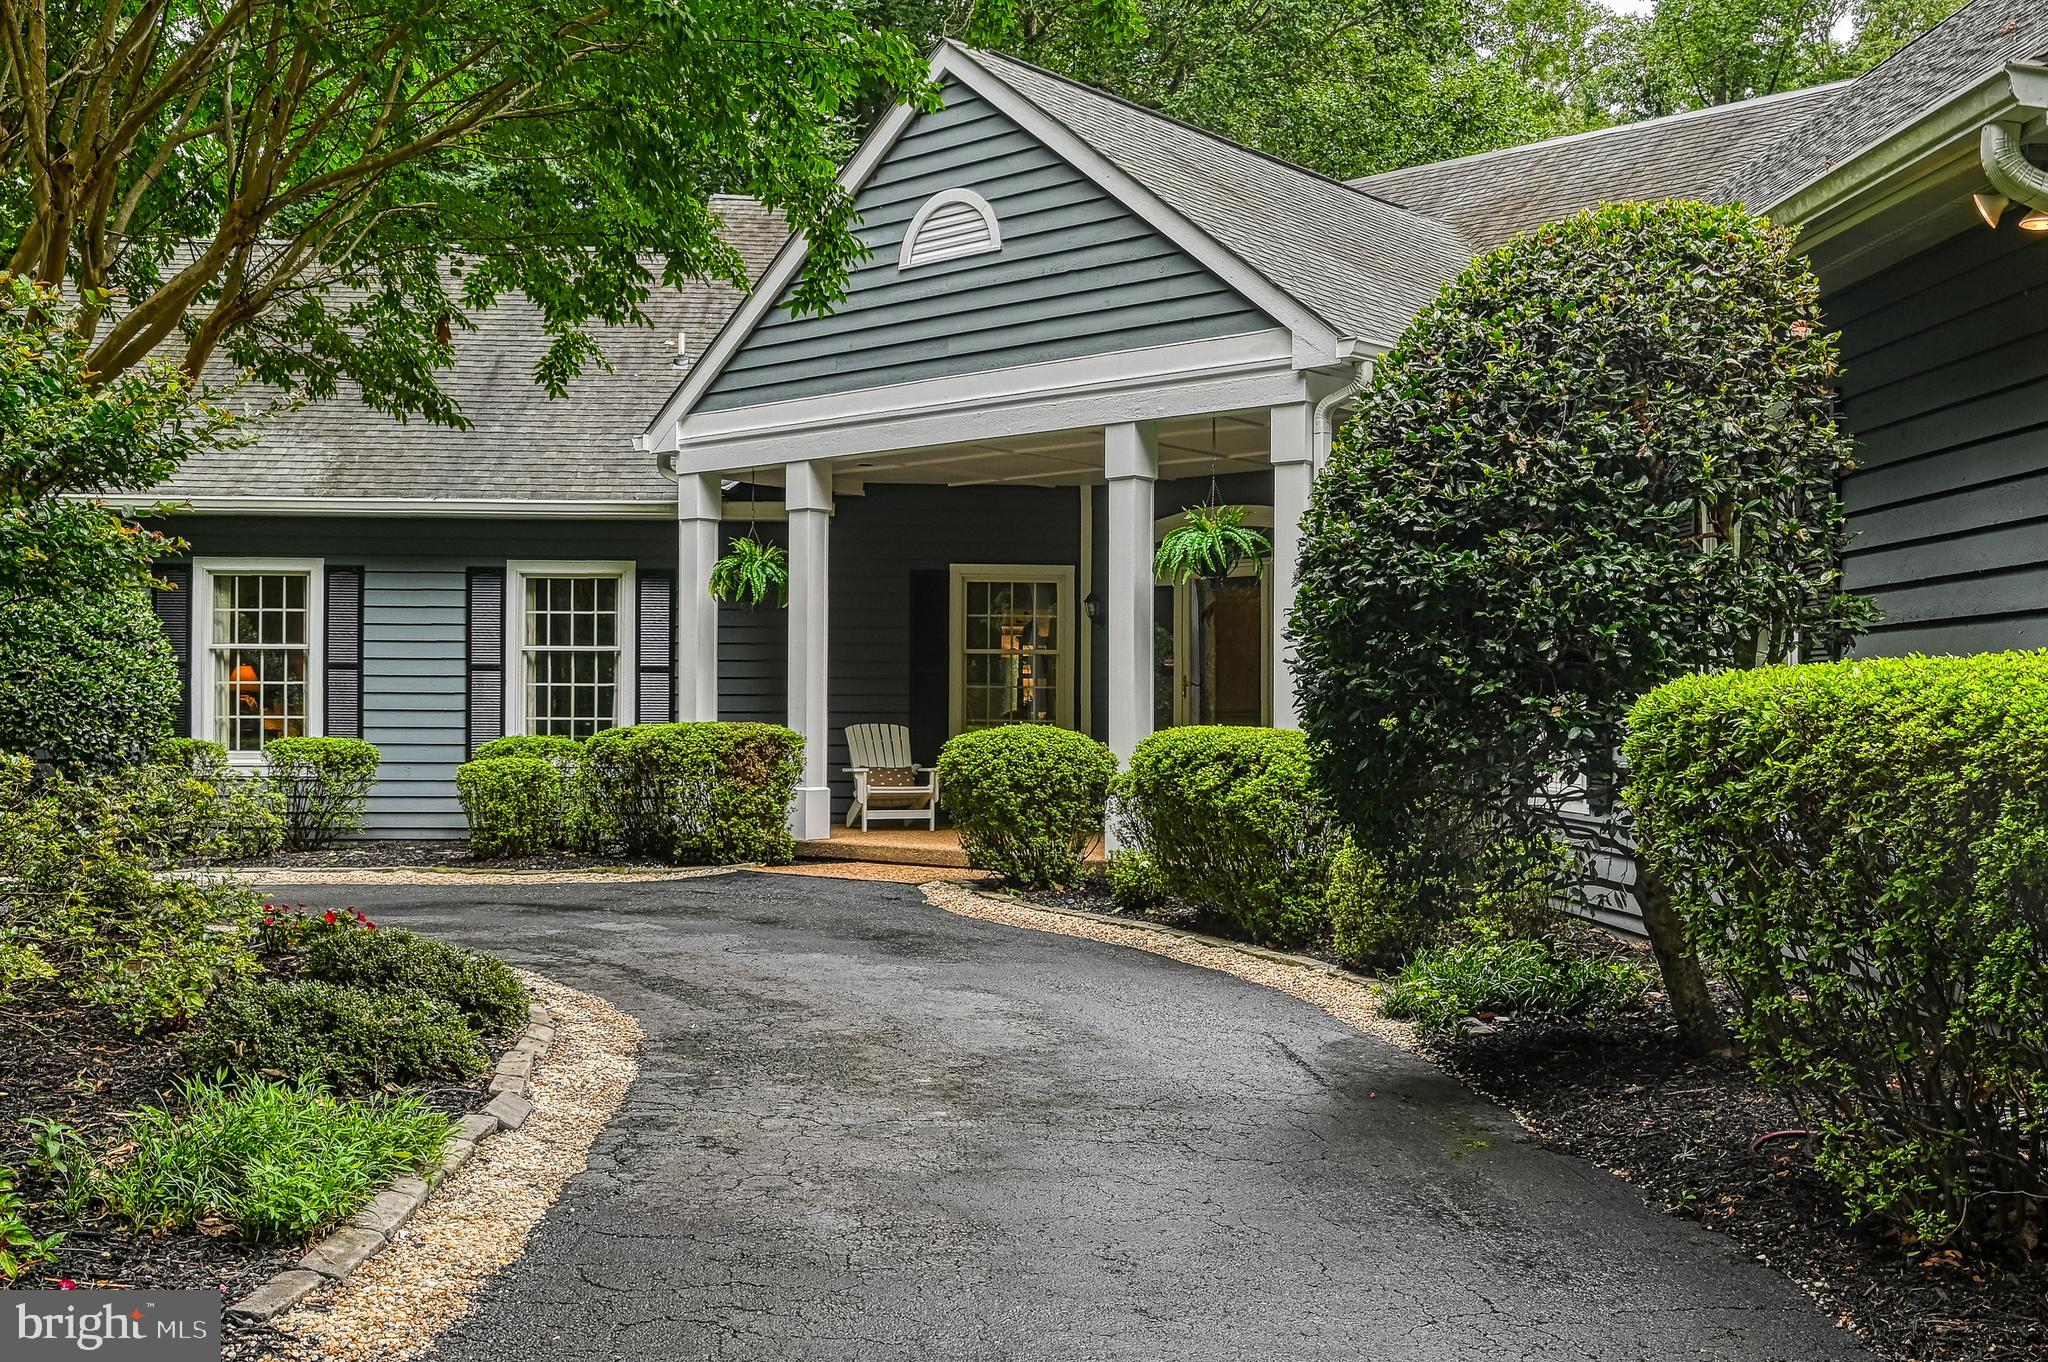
1764,62 -> 2048,238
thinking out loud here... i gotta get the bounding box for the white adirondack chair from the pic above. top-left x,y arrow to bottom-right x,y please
843,723 -> 940,831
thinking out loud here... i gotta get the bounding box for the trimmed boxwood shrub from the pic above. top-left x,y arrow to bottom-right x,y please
457,757 -> 566,857
472,734 -> 584,768
1325,841 -> 1425,970
1624,653 -> 2048,1251
0,572 -> 180,774
180,978 -> 489,1090
126,748 -> 285,863
938,725 -> 1114,889
264,737 -> 380,850
575,722 -> 803,864
1113,726 -> 1338,949
301,925 -> 529,1036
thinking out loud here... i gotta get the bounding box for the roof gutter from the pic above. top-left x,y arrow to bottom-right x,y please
1981,64 -> 2048,215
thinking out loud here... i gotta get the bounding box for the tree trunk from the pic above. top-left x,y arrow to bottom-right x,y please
1635,861 -> 1726,1055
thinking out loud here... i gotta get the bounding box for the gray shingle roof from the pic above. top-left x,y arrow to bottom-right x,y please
149,196 -> 787,507
1727,0 -> 2048,210
1352,83 -> 1845,250
957,46 -> 1473,346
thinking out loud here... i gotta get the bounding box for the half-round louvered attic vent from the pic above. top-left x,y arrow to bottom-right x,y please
898,188 -> 1002,269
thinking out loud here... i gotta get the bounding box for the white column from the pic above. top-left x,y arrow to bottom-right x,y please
1105,422 -> 1157,769
676,471 -> 723,723
786,460 -> 834,840
1270,402 -> 1316,730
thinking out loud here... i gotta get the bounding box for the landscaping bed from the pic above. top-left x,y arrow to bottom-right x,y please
1421,973 -> 2048,1362
223,839 -> 698,873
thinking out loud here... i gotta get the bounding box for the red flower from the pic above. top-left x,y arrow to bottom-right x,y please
323,910 -> 338,924
58,1279 -> 76,1290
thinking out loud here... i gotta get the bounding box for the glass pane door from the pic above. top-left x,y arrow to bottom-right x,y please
959,577 -> 1061,729
1189,576 -> 1265,725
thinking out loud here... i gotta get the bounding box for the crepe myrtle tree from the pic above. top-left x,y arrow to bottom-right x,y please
1290,199 -> 1875,1053
0,0 -> 948,419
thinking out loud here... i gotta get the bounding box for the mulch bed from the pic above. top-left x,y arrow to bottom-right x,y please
1419,976 -> 2048,1361
0,963 -> 494,1304
220,839 -> 686,873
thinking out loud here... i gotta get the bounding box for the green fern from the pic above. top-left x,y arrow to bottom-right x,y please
1153,504 -> 1271,584
708,534 -> 789,608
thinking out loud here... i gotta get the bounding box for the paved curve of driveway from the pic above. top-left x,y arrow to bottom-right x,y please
299,873 -> 1869,1362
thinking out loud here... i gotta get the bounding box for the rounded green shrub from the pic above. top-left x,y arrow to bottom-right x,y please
1325,841 -> 1428,970
157,737 -> 231,779
180,978 -> 488,1089
937,725 -> 1114,889
457,757 -> 566,857
1625,652 -> 2048,1251
472,734 -> 584,767
1105,849 -> 1164,913
124,756 -> 285,863
301,925 -> 529,1036
574,722 -> 802,864
1113,726 -> 1337,948
264,737 -> 380,850
0,580 -> 179,773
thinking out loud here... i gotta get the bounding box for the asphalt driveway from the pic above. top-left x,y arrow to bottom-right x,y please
293,872 -> 1870,1362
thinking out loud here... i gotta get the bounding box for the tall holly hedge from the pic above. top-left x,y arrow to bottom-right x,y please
1290,200 -> 1874,1048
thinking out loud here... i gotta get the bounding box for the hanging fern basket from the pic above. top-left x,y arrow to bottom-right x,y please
708,534 -> 789,609
1153,505 -> 1272,585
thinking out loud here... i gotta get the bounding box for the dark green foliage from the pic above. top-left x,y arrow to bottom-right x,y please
457,757 -> 567,857
470,734 -> 584,768
264,737 -> 381,850
575,723 -> 804,864
181,978 -> 489,1090
708,534 -> 790,609
1295,200 -> 1870,856
1624,653 -> 2048,1250
1325,826 -> 1572,971
1152,506 -> 1270,584
0,279 -> 219,774
96,1077 -> 450,1241
123,755 -> 285,863
302,926 -> 529,1037
937,725 -> 1116,889
1382,926 -> 1651,1034
1113,726 -> 1337,948
0,755 -> 261,1025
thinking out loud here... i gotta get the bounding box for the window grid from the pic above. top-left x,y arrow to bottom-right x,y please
960,577 -> 1060,730
523,575 -> 621,739
209,573 -> 310,752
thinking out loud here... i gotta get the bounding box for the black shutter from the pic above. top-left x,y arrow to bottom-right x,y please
466,568 -> 506,755
151,562 -> 194,739
636,569 -> 676,725
325,567 -> 364,739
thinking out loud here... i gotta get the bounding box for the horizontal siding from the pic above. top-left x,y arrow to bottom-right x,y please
697,79 -> 1273,414
1832,216 -> 2048,656
153,516 -> 786,840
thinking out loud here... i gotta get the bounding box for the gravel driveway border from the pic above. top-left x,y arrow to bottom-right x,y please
924,879 -> 1420,1051
226,996 -> 557,1323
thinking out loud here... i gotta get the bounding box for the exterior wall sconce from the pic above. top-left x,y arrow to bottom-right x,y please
1083,591 -> 1102,621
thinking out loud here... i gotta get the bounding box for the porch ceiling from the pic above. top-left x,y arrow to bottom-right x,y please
781,409 -> 1274,488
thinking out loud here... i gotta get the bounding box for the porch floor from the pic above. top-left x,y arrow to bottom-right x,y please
795,826 -> 972,868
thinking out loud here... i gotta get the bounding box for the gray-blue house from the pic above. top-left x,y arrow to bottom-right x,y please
139,0 -> 2048,842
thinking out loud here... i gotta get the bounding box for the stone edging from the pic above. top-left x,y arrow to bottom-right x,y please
225,999 -> 557,1323
957,882 -> 1362,981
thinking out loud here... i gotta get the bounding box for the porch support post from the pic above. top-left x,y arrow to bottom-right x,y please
1105,422 -> 1158,784
1269,401 -> 1316,730
676,472 -> 723,723
786,460 -> 833,841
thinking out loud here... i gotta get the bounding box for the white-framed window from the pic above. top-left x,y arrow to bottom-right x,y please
192,558 -> 325,757
949,565 -> 1075,734
899,188 -> 1002,269
505,561 -> 636,739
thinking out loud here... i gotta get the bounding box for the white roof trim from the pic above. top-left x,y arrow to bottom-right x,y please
643,42 -> 1351,453
108,495 -> 678,519
899,187 -> 1002,268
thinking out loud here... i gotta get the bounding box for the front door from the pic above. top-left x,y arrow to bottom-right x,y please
1152,569 -> 1269,728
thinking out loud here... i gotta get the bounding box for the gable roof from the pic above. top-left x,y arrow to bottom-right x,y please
1728,0 -> 2048,212
955,47 -> 1472,347
144,196 -> 786,512
1353,83 -> 1845,250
